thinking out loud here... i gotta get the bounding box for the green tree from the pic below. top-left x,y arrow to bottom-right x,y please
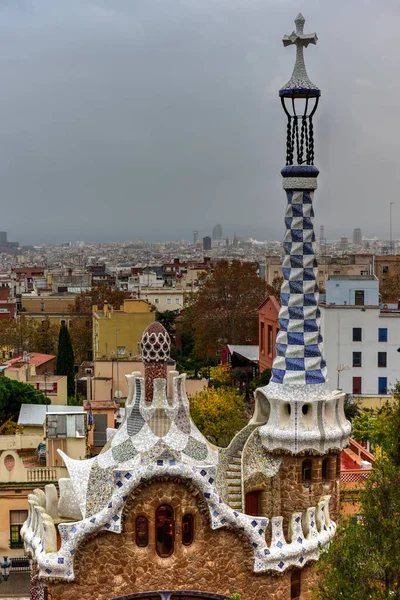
190,386 -> 248,447
56,324 -> 75,397
0,377 -> 48,423
156,309 -> 180,346
313,387 -> 400,600
182,260 -> 265,358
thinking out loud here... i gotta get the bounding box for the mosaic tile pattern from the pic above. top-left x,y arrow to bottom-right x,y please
22,465 -> 336,581
271,188 -> 327,386
242,430 -> 281,483
86,462 -> 116,518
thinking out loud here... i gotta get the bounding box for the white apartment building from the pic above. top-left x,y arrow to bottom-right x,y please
320,275 -> 400,397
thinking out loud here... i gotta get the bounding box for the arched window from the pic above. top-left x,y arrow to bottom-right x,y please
182,514 -> 194,546
135,516 -> 148,547
322,457 -> 329,482
290,569 -> 301,599
156,505 -> 174,557
302,459 -> 312,486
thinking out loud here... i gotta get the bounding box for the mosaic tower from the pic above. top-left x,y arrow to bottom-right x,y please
23,15 -> 350,600
258,14 -> 350,461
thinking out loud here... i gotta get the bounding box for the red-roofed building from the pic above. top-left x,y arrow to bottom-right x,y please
4,353 -> 55,378
258,296 -> 280,373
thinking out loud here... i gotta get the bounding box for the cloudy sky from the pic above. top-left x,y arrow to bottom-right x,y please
0,0 -> 399,244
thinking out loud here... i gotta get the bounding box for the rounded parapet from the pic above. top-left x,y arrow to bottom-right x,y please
255,384 -> 351,454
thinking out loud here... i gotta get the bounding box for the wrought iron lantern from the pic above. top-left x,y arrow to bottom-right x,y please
279,13 -> 320,166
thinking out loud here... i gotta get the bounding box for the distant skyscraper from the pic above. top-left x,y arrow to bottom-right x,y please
193,230 -> 199,245
353,228 -> 362,246
319,224 -> 325,250
203,236 -> 212,251
212,223 -> 222,241
340,236 -> 349,251
0,232 -> 7,245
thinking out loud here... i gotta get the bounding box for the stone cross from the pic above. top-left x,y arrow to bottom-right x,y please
281,13 -> 319,94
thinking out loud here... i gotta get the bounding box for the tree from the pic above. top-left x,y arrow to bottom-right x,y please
313,388 -> 400,600
379,261 -> 400,302
0,377 -> 47,423
265,276 -> 283,299
69,315 -> 92,365
182,260 -> 266,358
0,315 -> 58,356
156,309 -> 179,346
190,386 -> 248,447
56,323 -> 75,397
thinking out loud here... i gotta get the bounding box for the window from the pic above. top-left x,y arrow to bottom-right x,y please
302,459 -> 312,486
117,346 -> 126,356
267,325 -> 273,356
353,377 -> 362,394
378,328 -> 388,342
378,377 -> 388,395
354,290 -> 364,306
383,265 -> 389,274
175,297 -> 180,304
167,298 -> 172,304
135,516 -> 148,547
260,322 -> 265,353
156,505 -> 174,558
353,328 -> 362,342
245,491 -> 261,516
352,352 -> 362,367
182,514 -> 194,546
10,510 -> 28,548
378,352 -> 387,368
291,569 -> 301,599
60,319 -> 66,326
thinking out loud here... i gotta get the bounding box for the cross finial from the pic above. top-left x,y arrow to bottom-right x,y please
280,14 -> 320,97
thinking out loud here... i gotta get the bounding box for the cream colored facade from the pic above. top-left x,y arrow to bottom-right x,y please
132,288 -> 185,312
265,254 -> 373,287
4,371 -> 68,405
20,294 -> 78,327
93,299 -> 155,360
92,359 -> 177,401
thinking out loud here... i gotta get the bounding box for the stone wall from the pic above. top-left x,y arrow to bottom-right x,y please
244,453 -> 340,538
49,480 -> 316,600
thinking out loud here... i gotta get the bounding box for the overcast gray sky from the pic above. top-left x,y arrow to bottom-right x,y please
0,0 -> 399,244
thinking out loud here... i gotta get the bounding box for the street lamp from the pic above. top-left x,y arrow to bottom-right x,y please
390,202 -> 395,253
0,556 -> 11,582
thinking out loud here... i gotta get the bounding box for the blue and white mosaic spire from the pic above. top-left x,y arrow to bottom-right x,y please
267,15 -> 331,400
271,166 -> 327,387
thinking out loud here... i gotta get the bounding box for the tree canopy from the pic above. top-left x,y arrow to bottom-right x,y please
56,323 -> 75,397
190,386 -> 248,447
313,388 -> 400,600
0,377 -> 48,423
0,315 -> 58,356
182,260 -> 265,358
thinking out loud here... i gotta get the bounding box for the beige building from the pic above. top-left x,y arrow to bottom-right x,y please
266,253 -> 373,288
131,287 -> 185,312
93,299 -> 155,360
20,294 -> 78,328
